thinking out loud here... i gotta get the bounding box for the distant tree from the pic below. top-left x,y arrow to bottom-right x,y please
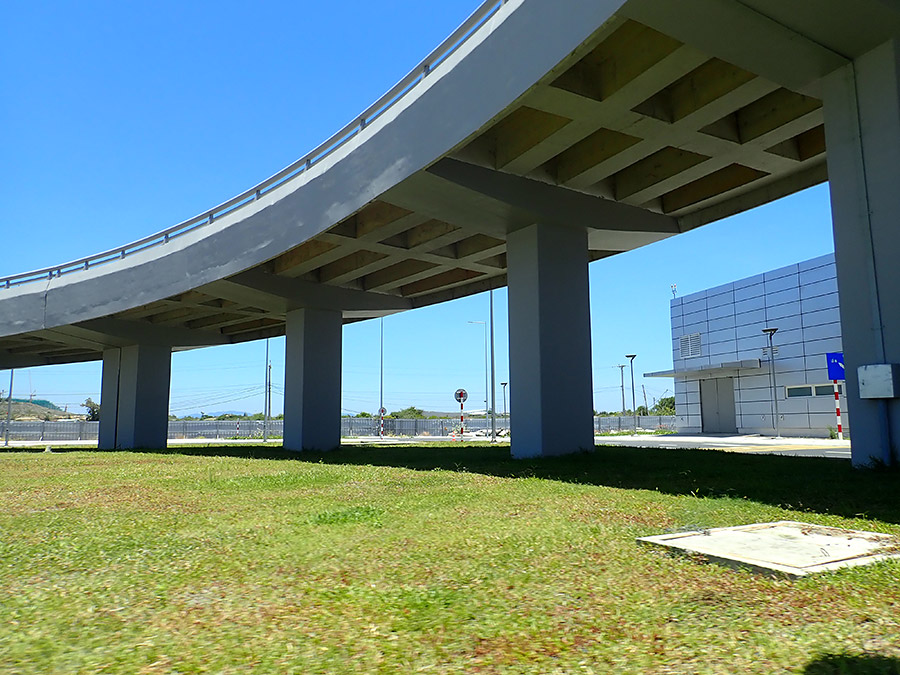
81,398 -> 101,421
356,411 -> 373,418
651,396 -> 676,416
635,405 -> 649,416
390,406 -> 425,419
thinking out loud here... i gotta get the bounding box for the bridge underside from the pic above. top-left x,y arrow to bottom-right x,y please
3,0 -> 900,465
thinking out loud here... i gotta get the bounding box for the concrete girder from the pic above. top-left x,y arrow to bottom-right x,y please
218,269 -> 413,316
426,158 -> 681,238
73,318 -> 230,349
621,0 -> 848,95
501,42 -> 712,176
675,160 -> 828,230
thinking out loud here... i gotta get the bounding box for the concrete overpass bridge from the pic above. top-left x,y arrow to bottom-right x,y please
3,0 -> 900,466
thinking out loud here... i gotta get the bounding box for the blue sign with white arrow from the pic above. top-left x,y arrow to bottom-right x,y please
826,352 -> 845,380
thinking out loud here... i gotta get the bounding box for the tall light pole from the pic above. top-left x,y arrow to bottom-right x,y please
489,289 -> 497,442
501,382 -> 508,417
626,355 -> 637,434
4,369 -> 13,447
379,317 -> 384,439
762,327 -> 780,438
468,320 -> 489,425
263,339 -> 270,443
616,364 -> 626,415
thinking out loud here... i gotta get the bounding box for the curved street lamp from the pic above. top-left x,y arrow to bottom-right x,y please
762,327 -> 780,437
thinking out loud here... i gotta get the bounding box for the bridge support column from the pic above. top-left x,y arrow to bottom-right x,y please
506,223 -> 594,458
98,344 -> 171,449
824,39 -> 900,468
283,308 -> 342,451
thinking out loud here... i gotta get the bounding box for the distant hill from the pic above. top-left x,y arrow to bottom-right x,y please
2,399 -> 85,421
11,398 -> 61,411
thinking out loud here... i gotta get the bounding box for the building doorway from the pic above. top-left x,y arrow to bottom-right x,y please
700,377 -> 737,433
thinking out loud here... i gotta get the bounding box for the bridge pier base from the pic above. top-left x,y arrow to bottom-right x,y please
98,344 -> 171,449
283,308 -> 343,451
825,39 -> 900,468
506,223 -> 594,458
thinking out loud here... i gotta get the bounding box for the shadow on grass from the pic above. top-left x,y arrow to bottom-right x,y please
804,653 -> 900,674
12,442 -> 900,524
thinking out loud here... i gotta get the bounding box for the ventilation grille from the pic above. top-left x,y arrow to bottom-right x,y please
680,332 -> 702,358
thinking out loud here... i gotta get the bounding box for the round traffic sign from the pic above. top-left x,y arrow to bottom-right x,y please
455,388 -> 468,403
379,407 -> 387,416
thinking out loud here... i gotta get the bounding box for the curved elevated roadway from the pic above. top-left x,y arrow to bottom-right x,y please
3,0 -> 900,466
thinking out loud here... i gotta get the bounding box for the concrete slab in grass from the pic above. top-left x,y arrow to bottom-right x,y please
638,521 -> 900,577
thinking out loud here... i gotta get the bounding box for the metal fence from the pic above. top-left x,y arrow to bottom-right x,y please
594,416 -> 676,433
0,415 -> 675,443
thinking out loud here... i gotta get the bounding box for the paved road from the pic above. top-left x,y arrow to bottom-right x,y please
1,433 -> 852,460
595,433 -> 852,460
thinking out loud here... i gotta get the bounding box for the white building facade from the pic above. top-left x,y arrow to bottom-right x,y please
660,254 -> 846,438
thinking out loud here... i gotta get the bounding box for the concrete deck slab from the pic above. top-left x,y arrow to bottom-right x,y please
639,521 -> 900,577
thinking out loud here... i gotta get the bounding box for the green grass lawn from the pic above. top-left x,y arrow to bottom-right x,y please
1,444 -> 899,674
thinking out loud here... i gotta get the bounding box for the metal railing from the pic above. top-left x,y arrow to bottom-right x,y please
1,0 -> 509,290
0,415 -> 677,443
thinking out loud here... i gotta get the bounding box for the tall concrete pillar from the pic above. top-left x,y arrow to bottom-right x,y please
98,348 -> 121,450
506,223 -> 594,458
283,308 -> 343,451
824,39 -> 900,467
98,344 -> 171,449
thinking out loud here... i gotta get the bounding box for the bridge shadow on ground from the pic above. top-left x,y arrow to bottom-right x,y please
31,442 -> 900,524
804,653 -> 900,674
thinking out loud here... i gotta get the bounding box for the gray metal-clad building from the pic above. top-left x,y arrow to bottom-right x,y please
650,254 -> 846,438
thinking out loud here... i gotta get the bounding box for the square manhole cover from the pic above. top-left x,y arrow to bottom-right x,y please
638,521 -> 900,577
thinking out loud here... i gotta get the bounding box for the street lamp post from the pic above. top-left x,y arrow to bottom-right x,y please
263,339 -> 270,442
489,289 -> 497,442
4,369 -> 12,447
468,320 -> 489,436
762,327 -> 780,438
625,354 -> 637,434
380,317 -> 384,439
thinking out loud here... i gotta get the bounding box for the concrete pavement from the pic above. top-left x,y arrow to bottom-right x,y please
595,433 -> 852,459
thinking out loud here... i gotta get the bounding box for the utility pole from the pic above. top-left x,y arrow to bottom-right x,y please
616,365 -> 626,415
501,382 -> 508,417
642,385 -> 649,415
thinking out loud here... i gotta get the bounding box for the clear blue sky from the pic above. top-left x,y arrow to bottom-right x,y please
1,1 -> 835,417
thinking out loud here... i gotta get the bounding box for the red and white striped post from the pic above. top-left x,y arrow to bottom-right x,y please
832,380 -> 843,440
379,407 -> 386,439
455,388 -> 468,441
